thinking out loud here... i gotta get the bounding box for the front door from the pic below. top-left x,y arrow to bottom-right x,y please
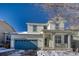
44,38 -> 49,47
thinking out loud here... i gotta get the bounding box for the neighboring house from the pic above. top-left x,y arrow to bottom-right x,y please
10,16 -> 79,50
0,20 -> 15,47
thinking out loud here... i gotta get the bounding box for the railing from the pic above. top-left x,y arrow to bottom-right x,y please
55,43 -> 68,48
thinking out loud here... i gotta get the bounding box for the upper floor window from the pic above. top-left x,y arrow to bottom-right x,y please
43,26 -> 47,30
33,25 -> 37,32
55,23 -> 59,29
56,18 -> 59,21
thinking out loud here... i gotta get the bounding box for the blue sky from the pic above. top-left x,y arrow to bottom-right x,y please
0,3 -> 69,32
0,3 -> 48,32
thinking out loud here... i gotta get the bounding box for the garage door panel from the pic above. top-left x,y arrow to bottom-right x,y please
14,39 -> 38,50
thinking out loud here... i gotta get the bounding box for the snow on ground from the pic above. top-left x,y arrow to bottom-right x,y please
8,50 -> 25,56
0,49 -> 15,53
9,52 -> 23,56
8,50 -> 37,56
1,47 -> 79,56
0,48 -> 15,56
37,50 -> 79,56
0,47 -> 7,50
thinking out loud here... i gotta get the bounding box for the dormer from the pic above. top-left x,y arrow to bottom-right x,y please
47,19 -> 55,30
54,16 -> 64,30
47,16 -> 65,30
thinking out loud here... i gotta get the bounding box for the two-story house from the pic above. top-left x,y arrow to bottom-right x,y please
10,16 -> 79,50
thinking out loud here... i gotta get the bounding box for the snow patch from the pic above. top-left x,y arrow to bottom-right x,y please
37,50 -> 79,56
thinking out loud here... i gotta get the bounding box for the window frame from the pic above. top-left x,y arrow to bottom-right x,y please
43,25 -> 47,30
33,25 -> 37,32
55,23 -> 59,30
55,35 -> 61,43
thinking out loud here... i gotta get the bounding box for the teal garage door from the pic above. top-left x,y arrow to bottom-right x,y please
14,40 -> 38,50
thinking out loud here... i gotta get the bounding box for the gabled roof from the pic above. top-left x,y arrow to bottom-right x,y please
0,20 -> 15,32
42,29 -> 78,35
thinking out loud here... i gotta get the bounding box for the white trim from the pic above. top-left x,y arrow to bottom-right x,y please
11,32 -> 43,35
11,38 -> 41,49
68,35 -> 71,48
26,23 -> 47,26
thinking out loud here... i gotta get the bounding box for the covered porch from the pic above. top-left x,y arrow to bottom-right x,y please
42,30 -> 76,50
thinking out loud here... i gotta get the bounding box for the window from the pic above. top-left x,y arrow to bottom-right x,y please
55,23 -> 59,29
5,35 -> 11,43
55,35 -> 61,43
33,25 -> 37,32
6,36 -> 10,40
64,35 -> 68,43
56,18 -> 59,21
43,26 -> 47,29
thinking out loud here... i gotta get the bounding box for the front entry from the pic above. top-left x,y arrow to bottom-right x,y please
44,38 -> 49,47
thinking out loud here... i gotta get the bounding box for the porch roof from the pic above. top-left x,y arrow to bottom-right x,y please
42,29 -> 79,35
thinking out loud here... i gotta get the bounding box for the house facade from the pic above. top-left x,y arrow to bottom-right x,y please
0,20 -> 15,48
10,16 -> 79,50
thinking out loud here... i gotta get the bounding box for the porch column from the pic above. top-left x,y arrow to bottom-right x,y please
42,33 -> 45,49
49,33 -> 52,48
68,35 -> 71,48
52,35 -> 55,49
10,38 -> 14,48
61,35 -> 64,44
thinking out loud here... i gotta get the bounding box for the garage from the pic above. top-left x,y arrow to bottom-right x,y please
14,39 -> 38,50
